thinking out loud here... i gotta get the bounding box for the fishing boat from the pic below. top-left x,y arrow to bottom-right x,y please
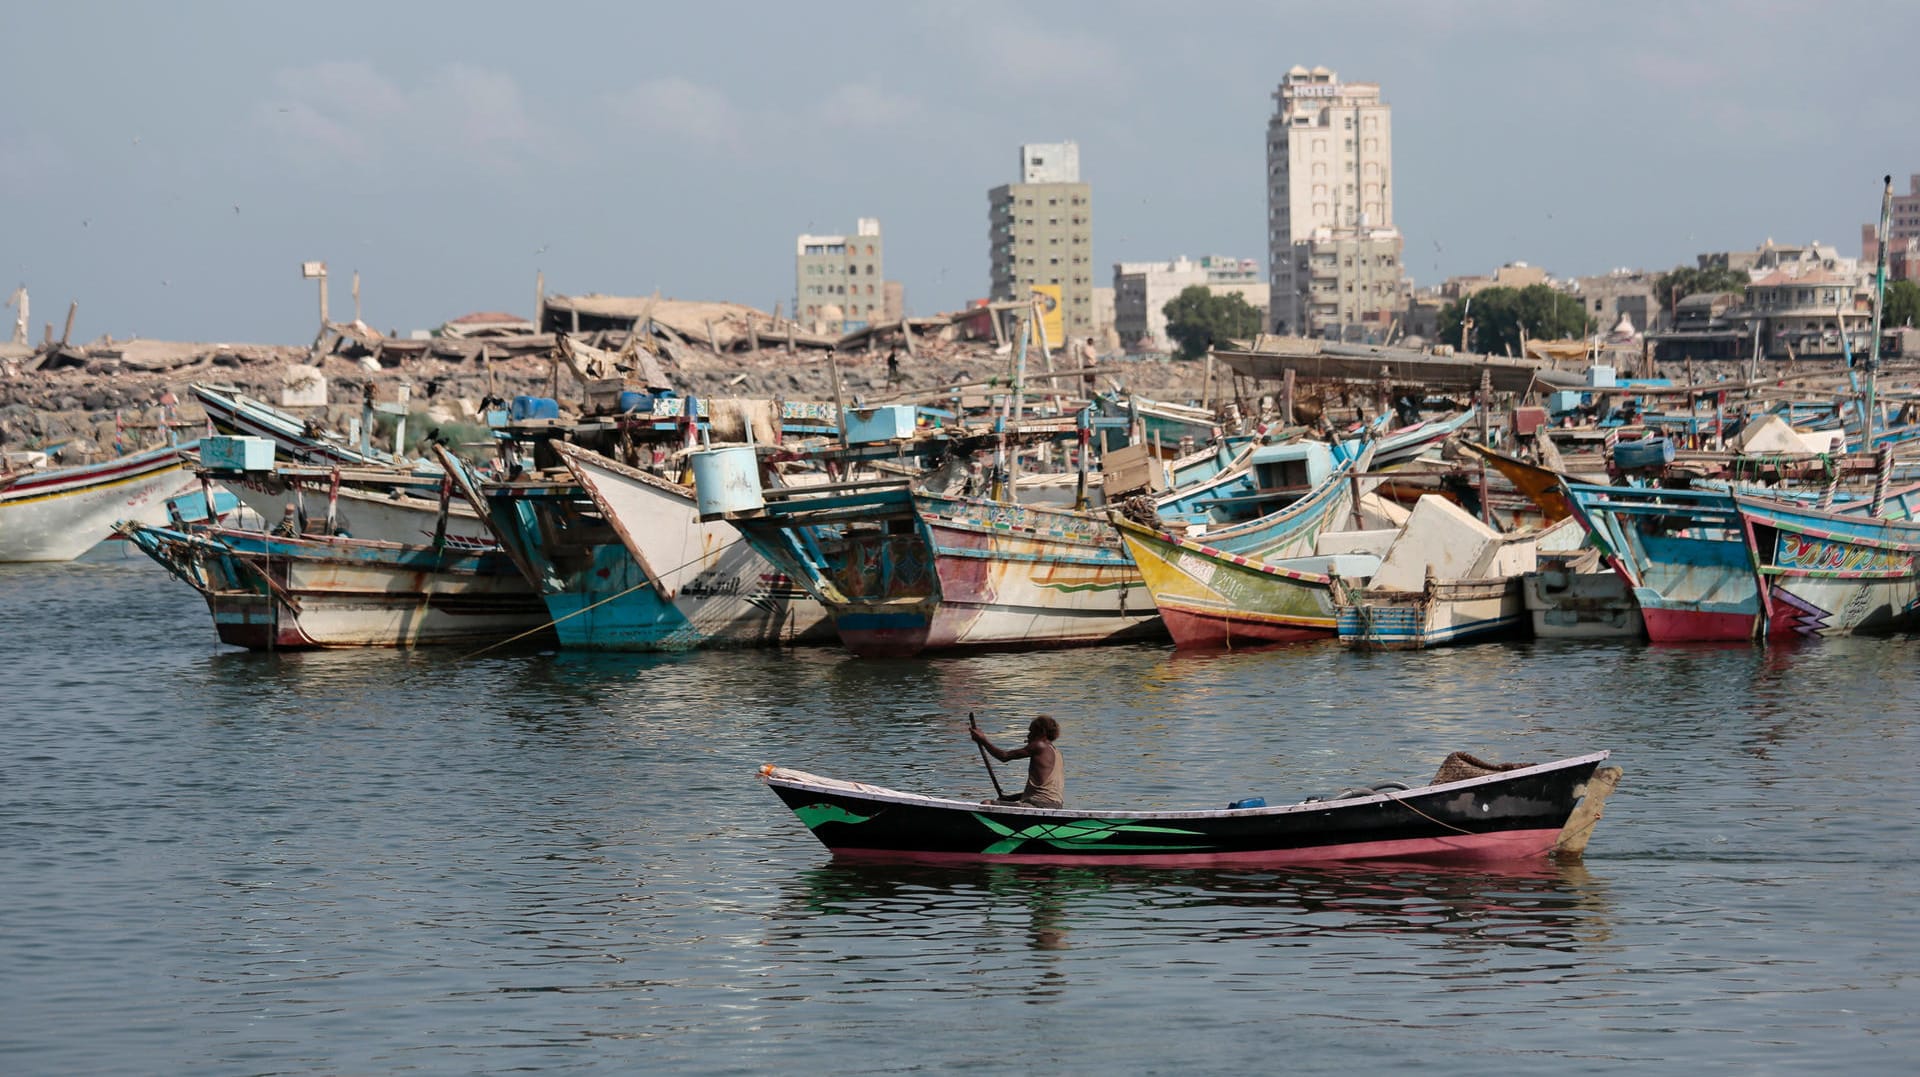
191,383 -> 395,467
213,464 -> 494,548
760,750 -> 1620,867
1564,483 -> 1761,641
1,443 -> 198,562
1092,390 -> 1220,455
476,442 -> 832,650
119,522 -> 549,649
1733,492 -> 1920,636
1370,408 -> 1476,469
1332,497 -> 1550,649
1109,444 -> 1379,648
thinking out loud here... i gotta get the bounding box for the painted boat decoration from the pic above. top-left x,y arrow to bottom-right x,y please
1,442 -> 198,562
1332,497 -> 1549,650
119,522 -> 550,649
473,443 -> 832,650
889,487 -> 1166,655
1110,444 -> 1379,648
1733,492 -> 1920,637
761,750 -> 1620,867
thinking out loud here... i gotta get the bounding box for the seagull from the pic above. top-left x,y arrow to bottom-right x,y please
233,205 -> 240,214
534,243 -> 549,256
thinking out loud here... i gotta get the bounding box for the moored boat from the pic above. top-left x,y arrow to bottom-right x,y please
761,750 -> 1620,867
119,522 -> 550,649
1,443 -> 199,562
1332,497 -> 1547,650
1734,492 -> 1920,636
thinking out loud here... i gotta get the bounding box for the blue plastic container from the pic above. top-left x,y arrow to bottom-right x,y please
510,396 -> 561,421
1228,797 -> 1266,810
618,391 -> 655,414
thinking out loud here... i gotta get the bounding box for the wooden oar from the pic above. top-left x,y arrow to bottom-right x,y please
969,711 -> 1006,799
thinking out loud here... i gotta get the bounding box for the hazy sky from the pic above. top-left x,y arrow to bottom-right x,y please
8,1 -> 1915,345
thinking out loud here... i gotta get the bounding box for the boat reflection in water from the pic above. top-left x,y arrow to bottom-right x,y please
771,859 -> 1615,961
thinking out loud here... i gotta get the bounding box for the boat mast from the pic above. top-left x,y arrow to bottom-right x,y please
1863,174 -> 1894,448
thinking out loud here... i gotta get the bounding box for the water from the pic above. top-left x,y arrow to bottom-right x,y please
3,549 -> 1917,1074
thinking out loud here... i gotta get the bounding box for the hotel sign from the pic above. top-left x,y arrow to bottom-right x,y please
1292,84 -> 1340,98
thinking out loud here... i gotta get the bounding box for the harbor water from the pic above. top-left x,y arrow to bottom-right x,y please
3,550 -> 1917,1075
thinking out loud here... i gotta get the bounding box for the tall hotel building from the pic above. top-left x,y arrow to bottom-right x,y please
1265,66 -> 1405,338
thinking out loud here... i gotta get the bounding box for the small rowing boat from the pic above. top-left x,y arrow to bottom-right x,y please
761,750 -> 1620,868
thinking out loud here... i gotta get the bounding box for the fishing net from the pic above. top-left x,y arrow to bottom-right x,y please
1431,751 -> 1530,786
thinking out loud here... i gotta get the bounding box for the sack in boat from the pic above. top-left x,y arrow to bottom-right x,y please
1431,751 -> 1530,786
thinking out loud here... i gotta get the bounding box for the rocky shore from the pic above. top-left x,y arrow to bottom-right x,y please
0,333 -> 1213,462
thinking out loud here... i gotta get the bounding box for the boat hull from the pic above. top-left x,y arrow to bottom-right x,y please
893,492 -> 1163,655
1524,569 -> 1644,639
763,752 -> 1613,867
1114,518 -> 1345,648
123,524 -> 550,649
1736,494 -> 1920,637
1335,577 -> 1525,650
553,444 -> 834,650
1,445 -> 197,562
1565,483 -> 1764,642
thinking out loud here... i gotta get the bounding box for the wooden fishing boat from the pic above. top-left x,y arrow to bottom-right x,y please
1370,408 -> 1476,469
191,383 -> 393,467
1110,444 -> 1378,648
1331,497 -> 1546,650
1,443 -> 198,562
1733,492 -> 1920,636
760,751 -> 1620,867
119,522 -> 550,649
1564,483 -> 1762,641
480,443 -> 832,650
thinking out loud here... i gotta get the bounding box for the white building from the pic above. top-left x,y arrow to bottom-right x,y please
1265,66 -> 1399,336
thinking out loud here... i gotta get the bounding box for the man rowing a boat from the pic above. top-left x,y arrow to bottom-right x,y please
970,715 -> 1064,808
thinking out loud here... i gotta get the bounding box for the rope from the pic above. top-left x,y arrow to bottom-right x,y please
1381,789 -> 1479,836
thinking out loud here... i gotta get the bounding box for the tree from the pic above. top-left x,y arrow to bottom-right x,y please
1654,265 -> 1750,315
1881,279 -> 1920,330
1162,285 -> 1263,360
1435,284 -> 1593,357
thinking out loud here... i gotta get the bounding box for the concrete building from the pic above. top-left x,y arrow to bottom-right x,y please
1112,255 -> 1269,353
989,142 -> 1094,343
1265,66 -> 1398,336
796,218 -> 885,332
1861,173 -> 1920,264
1292,226 -> 1405,341
1569,269 -> 1659,337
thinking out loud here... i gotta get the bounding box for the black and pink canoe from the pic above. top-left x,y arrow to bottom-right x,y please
760,751 -> 1620,868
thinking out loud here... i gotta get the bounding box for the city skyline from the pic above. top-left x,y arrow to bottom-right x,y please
6,2 -> 1915,345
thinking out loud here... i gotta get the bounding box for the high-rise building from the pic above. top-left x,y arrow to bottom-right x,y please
1265,66 -> 1403,338
989,141 -> 1094,344
796,218 -> 884,331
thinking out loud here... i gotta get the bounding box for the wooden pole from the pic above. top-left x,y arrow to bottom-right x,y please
827,354 -> 849,448
1281,368 -> 1296,427
60,300 -> 76,347
535,270 -> 545,330
352,271 -> 361,324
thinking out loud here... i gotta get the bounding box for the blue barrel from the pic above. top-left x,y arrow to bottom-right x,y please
1612,437 -> 1675,470
689,446 -> 763,519
510,396 -> 560,421
618,391 -> 654,414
